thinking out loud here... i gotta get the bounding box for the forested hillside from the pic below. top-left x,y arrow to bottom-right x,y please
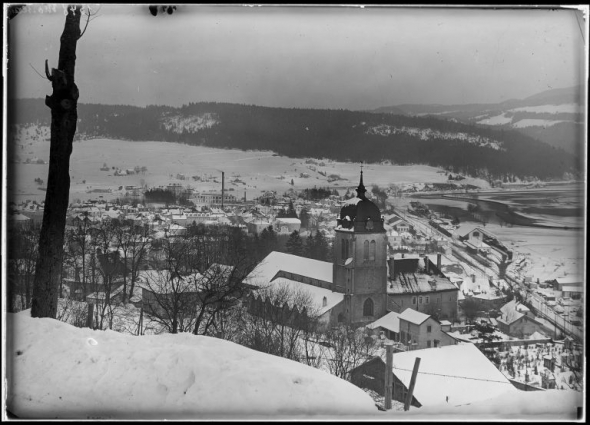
9,98 -> 581,182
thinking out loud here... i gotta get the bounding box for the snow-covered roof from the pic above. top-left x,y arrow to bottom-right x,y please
275,218 -> 301,224
388,274 -> 457,295
244,251 -> 332,286
553,275 -> 583,285
262,277 -> 343,316
389,344 -> 516,407
560,286 -> 583,293
366,311 -> 400,333
398,308 -> 430,325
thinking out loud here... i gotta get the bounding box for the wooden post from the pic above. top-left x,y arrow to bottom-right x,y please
404,357 -> 421,411
384,344 -> 393,410
86,302 -> 94,329
137,305 -> 144,336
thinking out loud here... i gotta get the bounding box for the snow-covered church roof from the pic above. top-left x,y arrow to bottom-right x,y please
244,251 -> 332,286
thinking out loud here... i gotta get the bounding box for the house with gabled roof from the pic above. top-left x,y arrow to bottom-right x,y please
397,308 -> 457,350
496,300 -> 549,338
350,343 -> 517,408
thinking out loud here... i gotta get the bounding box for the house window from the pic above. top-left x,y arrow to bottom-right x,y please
427,325 -> 432,333
434,339 -> 439,347
363,298 -> 374,317
473,231 -> 480,238
369,240 -> 376,261
412,297 -> 417,305
419,296 -> 423,304
427,340 -> 431,348
425,296 -> 430,304
364,240 -> 369,261
338,313 -> 344,323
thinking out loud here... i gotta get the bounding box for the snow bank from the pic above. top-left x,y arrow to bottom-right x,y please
6,311 -> 376,419
403,388 -> 583,420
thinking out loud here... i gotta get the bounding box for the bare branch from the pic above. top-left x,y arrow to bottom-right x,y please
29,63 -> 50,81
44,59 -> 52,81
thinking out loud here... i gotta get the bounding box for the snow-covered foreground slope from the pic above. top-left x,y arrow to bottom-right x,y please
4,311 -> 584,420
5,311 -> 376,419
403,389 -> 583,420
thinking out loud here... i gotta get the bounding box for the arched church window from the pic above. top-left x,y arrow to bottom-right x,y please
370,240 -> 376,261
341,239 -> 346,259
363,298 -> 374,317
363,240 -> 369,261
322,296 -> 327,307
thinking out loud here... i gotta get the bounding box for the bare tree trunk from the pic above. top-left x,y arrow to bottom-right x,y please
31,5 -> 82,318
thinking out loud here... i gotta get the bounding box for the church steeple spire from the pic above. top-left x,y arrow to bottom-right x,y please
356,164 -> 367,199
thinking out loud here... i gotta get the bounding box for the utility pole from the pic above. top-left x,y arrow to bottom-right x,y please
384,343 -> 393,410
404,357 -> 421,411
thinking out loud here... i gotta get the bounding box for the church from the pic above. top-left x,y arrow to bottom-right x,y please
243,171 -> 459,328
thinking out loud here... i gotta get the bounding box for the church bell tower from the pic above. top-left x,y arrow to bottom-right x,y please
333,169 -> 388,325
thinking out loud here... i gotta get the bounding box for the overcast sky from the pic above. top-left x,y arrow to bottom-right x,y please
6,4 -> 588,110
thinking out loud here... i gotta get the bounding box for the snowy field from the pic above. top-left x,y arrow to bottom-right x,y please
511,119 -> 573,128
8,129 -> 474,204
5,311 -> 584,420
508,103 -> 581,114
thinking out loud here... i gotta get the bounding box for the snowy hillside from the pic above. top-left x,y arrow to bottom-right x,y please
161,113 -> 219,134
5,311 -> 583,420
366,124 -> 505,150
6,311 -> 377,419
372,85 -> 584,154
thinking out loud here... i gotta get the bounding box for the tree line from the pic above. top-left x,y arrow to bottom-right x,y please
10,98 -> 580,181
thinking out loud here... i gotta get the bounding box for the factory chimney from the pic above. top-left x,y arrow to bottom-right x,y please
221,171 -> 225,208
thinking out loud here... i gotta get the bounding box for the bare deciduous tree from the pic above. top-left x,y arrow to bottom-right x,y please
31,5 -> 95,318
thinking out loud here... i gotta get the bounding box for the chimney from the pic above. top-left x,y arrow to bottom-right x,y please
424,255 -> 429,273
471,274 -> 476,283
221,171 -> 225,208
437,253 -> 441,270
388,257 -> 395,280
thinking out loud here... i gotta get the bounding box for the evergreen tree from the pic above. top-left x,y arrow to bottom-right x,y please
286,200 -> 298,218
299,207 -> 310,229
286,230 -> 304,256
314,231 -> 329,261
259,225 -> 278,257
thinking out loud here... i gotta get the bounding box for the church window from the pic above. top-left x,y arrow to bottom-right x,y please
341,239 -> 346,259
322,296 -> 327,307
363,240 -> 369,260
369,240 -> 376,261
363,298 -> 374,317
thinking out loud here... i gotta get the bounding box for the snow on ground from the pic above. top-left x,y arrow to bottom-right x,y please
511,119 -> 572,128
477,113 -> 513,125
401,389 -> 583,420
5,311 -> 377,420
508,103 -> 580,114
484,223 -> 585,281
9,135 -> 453,205
4,311 -> 584,420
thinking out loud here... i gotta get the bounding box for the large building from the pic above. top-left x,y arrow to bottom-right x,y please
244,171 -> 459,327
